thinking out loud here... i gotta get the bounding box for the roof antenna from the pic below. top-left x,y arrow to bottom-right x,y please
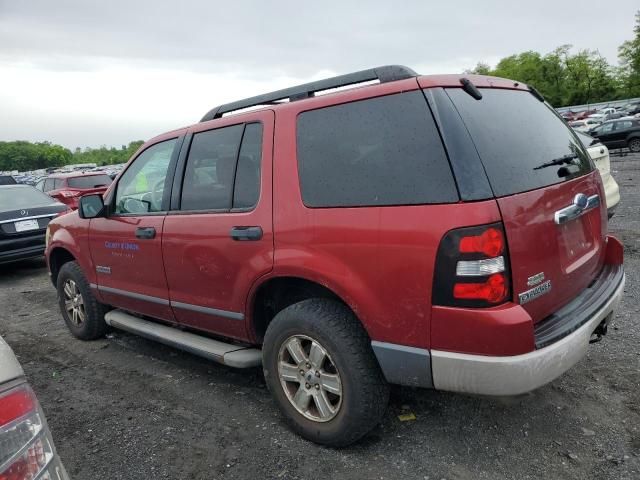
459,77 -> 482,100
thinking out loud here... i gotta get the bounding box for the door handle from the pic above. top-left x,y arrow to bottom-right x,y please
230,226 -> 263,241
554,193 -> 600,225
135,227 -> 156,239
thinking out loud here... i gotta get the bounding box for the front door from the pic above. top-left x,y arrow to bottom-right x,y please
89,137 -> 181,322
162,112 -> 274,340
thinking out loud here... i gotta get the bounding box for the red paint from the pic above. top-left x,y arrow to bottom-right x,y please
162,111 -> 275,340
43,173 -> 112,210
497,171 -> 606,323
45,73 -> 618,358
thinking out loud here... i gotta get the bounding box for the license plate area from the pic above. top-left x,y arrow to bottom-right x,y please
558,215 -> 597,274
14,219 -> 40,232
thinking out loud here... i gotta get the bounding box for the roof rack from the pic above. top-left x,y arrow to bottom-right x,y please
199,65 -> 418,122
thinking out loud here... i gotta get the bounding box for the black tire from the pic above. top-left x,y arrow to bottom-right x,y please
262,298 -> 389,447
628,137 -> 640,153
56,261 -> 109,340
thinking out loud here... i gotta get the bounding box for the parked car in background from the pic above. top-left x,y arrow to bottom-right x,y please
574,109 -> 596,120
589,119 -> 640,152
0,185 -> 69,264
0,334 -> 69,479
576,132 -> 620,217
569,118 -> 601,133
35,172 -> 113,210
0,175 -> 17,185
46,66 -> 624,446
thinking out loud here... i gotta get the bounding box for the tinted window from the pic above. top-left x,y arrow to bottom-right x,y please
181,125 -> 244,211
43,178 -> 55,192
0,176 -> 17,185
614,121 -> 633,130
68,174 -> 112,189
446,88 -> 592,197
0,186 -> 57,210
598,122 -> 614,133
115,139 -> 176,214
297,91 -> 458,207
233,123 -> 263,209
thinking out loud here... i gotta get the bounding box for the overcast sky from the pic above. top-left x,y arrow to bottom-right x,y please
0,0 -> 638,150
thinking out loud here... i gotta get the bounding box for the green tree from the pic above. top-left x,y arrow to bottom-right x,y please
618,10 -> 640,97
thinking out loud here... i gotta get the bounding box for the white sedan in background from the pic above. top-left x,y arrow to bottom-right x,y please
576,131 -> 620,218
569,118 -> 601,132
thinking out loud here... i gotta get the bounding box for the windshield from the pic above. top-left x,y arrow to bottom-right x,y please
0,186 -> 58,210
67,174 -> 112,189
445,88 -> 592,197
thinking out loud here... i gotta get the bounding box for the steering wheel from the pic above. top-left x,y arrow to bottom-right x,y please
150,179 -> 165,209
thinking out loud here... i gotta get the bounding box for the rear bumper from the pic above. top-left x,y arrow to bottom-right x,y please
0,242 -> 45,264
430,268 -> 624,395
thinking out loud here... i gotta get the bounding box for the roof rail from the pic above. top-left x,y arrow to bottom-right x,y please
199,65 -> 418,122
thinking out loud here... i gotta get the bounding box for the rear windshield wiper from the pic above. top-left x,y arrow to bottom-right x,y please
533,153 -> 579,170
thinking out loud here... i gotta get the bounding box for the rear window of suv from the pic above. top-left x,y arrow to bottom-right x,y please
296,91 -> 458,207
446,88 -> 592,197
67,174 -> 112,189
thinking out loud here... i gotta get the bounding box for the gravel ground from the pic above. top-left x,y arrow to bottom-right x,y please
1,154 -> 639,480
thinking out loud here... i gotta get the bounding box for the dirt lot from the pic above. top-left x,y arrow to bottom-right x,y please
1,154 -> 639,480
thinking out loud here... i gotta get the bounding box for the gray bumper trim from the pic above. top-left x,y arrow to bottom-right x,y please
431,273 -> 625,396
371,341 -> 433,388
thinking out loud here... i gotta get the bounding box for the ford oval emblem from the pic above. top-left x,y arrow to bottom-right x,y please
574,193 -> 588,210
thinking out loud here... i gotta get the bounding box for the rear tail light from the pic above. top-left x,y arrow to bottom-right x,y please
433,223 -> 511,308
0,383 -> 67,480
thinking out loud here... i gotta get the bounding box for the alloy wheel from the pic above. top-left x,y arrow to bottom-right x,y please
63,279 -> 85,326
277,335 -> 342,422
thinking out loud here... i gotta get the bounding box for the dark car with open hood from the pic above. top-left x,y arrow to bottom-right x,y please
0,185 -> 69,264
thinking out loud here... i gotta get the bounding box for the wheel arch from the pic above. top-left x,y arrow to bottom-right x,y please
48,247 -> 76,286
248,275 -> 369,344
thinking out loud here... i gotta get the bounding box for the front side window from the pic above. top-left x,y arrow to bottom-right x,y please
115,139 -> 176,214
598,122 -> 614,133
296,91 -> 458,207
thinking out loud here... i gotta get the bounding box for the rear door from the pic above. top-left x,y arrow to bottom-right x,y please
162,111 -> 274,341
445,87 -> 606,323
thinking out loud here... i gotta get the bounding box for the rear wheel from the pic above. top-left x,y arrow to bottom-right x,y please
263,298 -> 389,446
628,138 -> 640,153
56,261 -> 109,340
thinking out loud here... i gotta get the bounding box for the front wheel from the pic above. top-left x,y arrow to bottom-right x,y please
56,261 -> 109,340
628,137 -> 640,153
263,298 -> 389,447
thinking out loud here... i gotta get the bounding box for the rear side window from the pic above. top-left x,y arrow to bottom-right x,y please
181,123 -> 263,211
446,88 -> 592,197
296,91 -> 458,207
43,179 -> 55,192
233,123 -> 263,209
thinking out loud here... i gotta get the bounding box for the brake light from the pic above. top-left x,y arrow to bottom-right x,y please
0,383 -> 67,480
453,273 -> 507,303
459,227 -> 504,257
433,223 -> 511,308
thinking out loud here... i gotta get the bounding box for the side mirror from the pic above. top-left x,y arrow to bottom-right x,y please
78,194 -> 105,219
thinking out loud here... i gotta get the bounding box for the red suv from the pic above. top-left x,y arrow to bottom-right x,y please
45,66 -> 625,446
36,172 -> 112,210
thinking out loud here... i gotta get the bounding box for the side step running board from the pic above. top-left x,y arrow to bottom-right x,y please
104,310 -> 262,368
